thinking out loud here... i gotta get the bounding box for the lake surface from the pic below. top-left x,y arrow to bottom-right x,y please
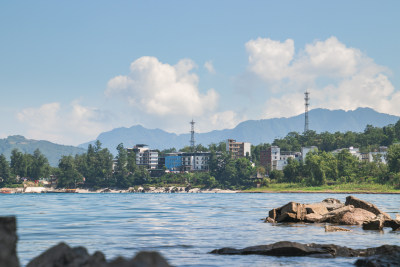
2,193 -> 399,266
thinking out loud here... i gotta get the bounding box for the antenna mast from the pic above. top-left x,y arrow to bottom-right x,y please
190,119 -> 195,152
304,90 -> 310,133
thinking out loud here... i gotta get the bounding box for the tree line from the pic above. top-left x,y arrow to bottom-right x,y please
1,120 -> 400,189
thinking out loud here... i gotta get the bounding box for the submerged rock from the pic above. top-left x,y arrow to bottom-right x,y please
324,225 -> 351,232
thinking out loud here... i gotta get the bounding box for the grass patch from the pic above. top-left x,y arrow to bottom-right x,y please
243,182 -> 399,193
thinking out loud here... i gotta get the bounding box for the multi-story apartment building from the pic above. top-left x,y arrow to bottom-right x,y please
226,139 -> 251,159
181,152 -> 210,172
261,146 -> 304,171
127,144 -> 159,170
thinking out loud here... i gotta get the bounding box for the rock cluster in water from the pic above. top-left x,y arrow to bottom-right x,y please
265,195 -> 400,231
210,241 -> 400,266
0,216 -> 170,267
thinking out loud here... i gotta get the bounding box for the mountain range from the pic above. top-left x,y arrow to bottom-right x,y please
80,107 -> 400,154
0,135 -> 85,167
2,108 -> 398,166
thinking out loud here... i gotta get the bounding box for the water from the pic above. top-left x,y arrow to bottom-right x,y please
1,193 -> 399,266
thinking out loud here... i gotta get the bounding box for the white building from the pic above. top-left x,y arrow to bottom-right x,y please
128,144 -> 159,170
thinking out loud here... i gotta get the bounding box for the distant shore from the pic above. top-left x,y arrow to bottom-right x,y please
0,186 -> 238,194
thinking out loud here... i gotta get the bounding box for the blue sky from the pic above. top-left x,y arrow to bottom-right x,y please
1,1 -> 400,145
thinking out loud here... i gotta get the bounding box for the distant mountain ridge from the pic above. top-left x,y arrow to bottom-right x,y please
0,135 -> 86,166
80,107 -> 400,154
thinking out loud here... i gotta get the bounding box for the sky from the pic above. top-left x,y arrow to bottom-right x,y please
1,1 -> 400,146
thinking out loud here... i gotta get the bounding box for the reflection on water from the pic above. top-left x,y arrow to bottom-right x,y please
1,193 -> 399,266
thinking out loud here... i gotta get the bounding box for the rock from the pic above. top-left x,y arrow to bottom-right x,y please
383,219 -> 400,231
363,214 -> 386,230
270,202 -> 307,223
268,208 -> 278,221
304,213 -> 323,223
210,241 -> 333,257
345,196 -> 390,219
210,241 -> 361,257
319,205 -> 354,223
324,225 -> 351,232
305,203 -> 329,216
27,242 -> 171,267
0,216 -> 19,267
265,217 -> 275,223
322,198 -> 345,211
211,242 -> 400,263
339,208 -> 376,225
27,242 -> 107,267
354,245 -> 400,267
107,251 -> 170,267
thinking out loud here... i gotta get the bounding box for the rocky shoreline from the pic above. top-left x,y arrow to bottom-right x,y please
1,186 -> 238,194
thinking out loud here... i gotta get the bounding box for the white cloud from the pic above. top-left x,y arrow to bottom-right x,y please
106,56 -> 218,117
17,102 -> 112,145
209,111 -> 245,130
204,61 -> 216,74
104,56 -> 226,133
244,36 -> 399,118
246,38 -> 294,81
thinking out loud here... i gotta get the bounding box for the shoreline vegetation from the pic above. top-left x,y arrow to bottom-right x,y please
2,182 -> 399,194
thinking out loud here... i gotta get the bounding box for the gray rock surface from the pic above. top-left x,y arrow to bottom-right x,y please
0,216 -> 19,267
211,241 -> 400,266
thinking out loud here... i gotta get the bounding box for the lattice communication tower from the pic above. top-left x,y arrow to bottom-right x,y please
304,90 -> 310,133
190,119 -> 195,152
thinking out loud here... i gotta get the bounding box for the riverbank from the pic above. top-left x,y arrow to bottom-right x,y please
241,182 -> 400,194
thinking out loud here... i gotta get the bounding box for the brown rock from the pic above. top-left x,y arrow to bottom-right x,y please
324,225 -> 351,232
265,217 -> 275,223
304,213 -> 323,223
305,203 -> 329,215
319,205 -> 354,223
345,196 -> 390,219
0,216 -> 19,267
268,208 -> 278,221
363,214 -> 386,230
322,198 -> 345,211
276,212 -> 300,223
339,208 -> 376,225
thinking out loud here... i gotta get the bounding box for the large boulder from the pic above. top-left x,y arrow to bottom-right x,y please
0,216 -> 19,267
268,202 -> 307,223
345,196 -> 391,219
339,208 -> 376,225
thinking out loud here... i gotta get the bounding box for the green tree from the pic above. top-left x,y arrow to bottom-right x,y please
114,143 -> 130,188
387,144 -> 400,173
28,149 -> 50,180
0,154 -> 12,186
10,149 -> 28,178
57,156 -> 83,188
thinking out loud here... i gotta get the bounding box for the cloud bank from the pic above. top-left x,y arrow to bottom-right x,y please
17,101 -> 113,145
245,36 -> 399,118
